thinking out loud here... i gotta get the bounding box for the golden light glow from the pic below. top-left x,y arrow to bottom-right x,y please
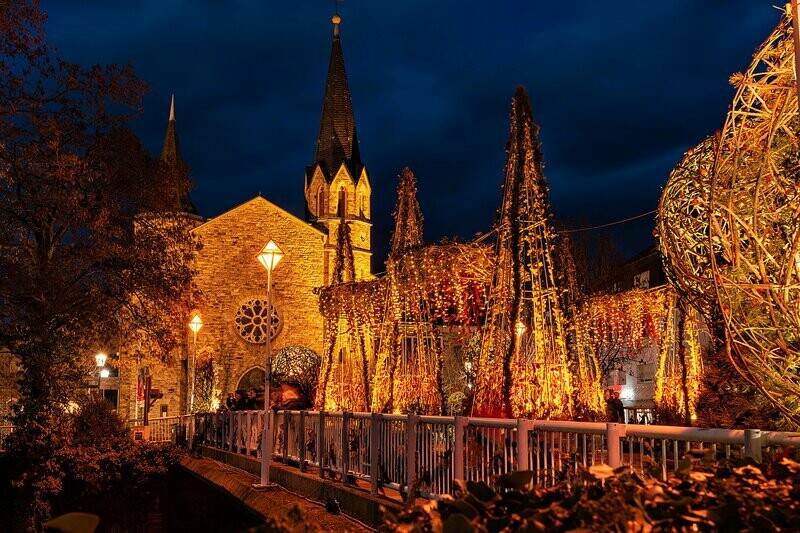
95,352 -> 107,368
256,240 -> 284,272
188,313 -> 203,334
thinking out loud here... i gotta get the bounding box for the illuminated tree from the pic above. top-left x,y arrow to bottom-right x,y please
0,2 -> 197,524
389,167 -> 424,258
473,87 -> 572,418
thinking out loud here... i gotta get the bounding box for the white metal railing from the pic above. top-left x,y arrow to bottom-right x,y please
128,416 -> 181,443
0,425 -> 13,451
190,410 -> 800,499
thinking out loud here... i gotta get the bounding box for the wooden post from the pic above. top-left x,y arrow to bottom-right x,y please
369,412 -> 382,495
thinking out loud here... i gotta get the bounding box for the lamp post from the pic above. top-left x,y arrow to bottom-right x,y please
95,353 -> 107,396
255,240 -> 284,488
188,313 -> 203,414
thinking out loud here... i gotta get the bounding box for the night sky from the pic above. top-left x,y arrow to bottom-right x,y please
42,1 -> 777,266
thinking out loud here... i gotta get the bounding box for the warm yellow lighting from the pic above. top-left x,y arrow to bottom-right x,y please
95,353 -> 107,368
515,321 -> 526,338
256,240 -> 284,272
188,313 -> 203,334
99,368 -> 110,378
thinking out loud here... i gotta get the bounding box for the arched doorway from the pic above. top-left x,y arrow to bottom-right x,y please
236,367 -> 265,393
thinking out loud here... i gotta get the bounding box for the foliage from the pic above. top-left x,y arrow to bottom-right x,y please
0,3 -> 197,527
382,452 -> 800,532
695,344 -> 788,430
6,398 -> 183,530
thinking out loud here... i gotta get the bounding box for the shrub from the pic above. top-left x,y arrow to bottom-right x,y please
381,451 -> 800,532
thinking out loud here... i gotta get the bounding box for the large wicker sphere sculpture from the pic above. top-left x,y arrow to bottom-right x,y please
709,7 -> 800,424
656,136 -> 718,319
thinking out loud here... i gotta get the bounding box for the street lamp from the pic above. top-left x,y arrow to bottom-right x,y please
255,240 -> 283,489
95,353 -> 108,368
188,313 -> 203,414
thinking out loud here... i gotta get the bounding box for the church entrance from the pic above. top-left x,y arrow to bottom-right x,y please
236,367 -> 265,392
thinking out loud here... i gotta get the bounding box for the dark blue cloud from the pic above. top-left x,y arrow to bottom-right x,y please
42,0 -> 778,261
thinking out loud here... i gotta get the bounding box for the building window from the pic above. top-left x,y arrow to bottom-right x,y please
634,270 -> 650,289
316,188 -> 325,216
234,297 -> 282,344
338,188 -> 346,217
637,363 -> 656,383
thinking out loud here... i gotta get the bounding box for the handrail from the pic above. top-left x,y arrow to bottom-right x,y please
189,409 -> 800,501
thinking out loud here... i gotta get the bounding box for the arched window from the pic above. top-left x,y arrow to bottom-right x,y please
316,188 -> 325,216
337,188 -> 347,217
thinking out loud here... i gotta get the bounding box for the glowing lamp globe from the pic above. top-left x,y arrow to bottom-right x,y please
257,240 -> 284,272
95,353 -> 107,368
99,368 -> 110,379
189,313 -> 203,334
515,321 -> 526,338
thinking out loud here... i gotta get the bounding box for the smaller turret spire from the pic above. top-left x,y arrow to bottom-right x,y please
158,95 -> 199,216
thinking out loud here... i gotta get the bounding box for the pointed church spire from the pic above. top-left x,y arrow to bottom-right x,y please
158,95 -> 199,216
160,94 -> 182,166
313,13 -> 361,181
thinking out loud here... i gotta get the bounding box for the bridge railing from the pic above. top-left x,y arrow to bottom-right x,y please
191,410 -> 800,499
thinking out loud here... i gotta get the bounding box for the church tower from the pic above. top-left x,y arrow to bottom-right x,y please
159,95 -> 200,218
304,14 -> 372,284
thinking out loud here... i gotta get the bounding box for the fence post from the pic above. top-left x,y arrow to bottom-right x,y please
282,411 -> 290,464
228,410 -> 234,451
370,412 -> 382,495
298,411 -> 307,472
517,419 -> 532,472
341,411 -> 351,483
606,423 -> 624,469
744,429 -> 763,463
453,416 -> 466,483
245,412 -> 252,455
318,411 -> 326,479
407,414 -> 419,494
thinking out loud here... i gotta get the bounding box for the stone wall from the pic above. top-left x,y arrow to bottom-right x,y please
119,197 -> 328,420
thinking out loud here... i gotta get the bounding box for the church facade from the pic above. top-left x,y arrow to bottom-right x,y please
117,14 -> 372,421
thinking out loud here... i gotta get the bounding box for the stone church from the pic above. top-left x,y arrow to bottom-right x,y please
118,14 -> 372,421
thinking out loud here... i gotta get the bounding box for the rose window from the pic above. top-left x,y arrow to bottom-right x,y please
234,298 -> 282,344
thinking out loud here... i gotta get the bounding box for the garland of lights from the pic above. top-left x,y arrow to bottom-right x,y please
708,6 -> 800,426
573,286 -> 703,421
473,88 -> 573,419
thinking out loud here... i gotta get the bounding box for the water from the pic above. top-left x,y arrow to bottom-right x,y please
82,468 -> 263,533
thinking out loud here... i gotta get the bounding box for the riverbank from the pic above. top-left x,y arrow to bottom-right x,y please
181,455 -> 371,532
